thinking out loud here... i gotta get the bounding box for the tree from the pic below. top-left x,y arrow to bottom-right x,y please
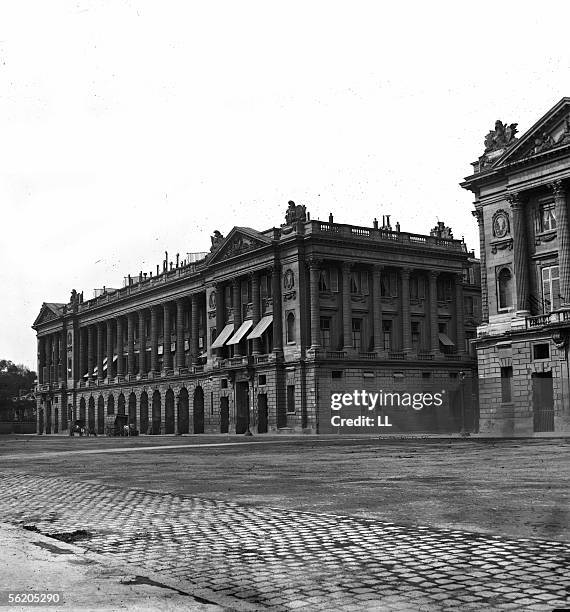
0,360 -> 37,420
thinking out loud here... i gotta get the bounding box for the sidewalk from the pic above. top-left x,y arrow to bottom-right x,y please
0,523 -> 223,612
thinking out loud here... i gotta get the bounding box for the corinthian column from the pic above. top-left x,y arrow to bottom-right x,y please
342,262 -> 352,350
401,268 -> 411,353
507,192 -> 529,314
163,302 -> 172,370
150,306 -> 159,373
308,259 -> 321,349
116,317 -> 124,377
250,273 -> 261,355
176,299 -> 185,368
429,271 -> 440,355
372,265 -> 383,352
106,320 -> 114,380
97,323 -> 104,381
455,273 -> 465,354
472,208 -> 488,322
551,180 -> 570,308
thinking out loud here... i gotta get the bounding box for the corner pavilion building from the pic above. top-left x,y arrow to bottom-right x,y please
33,202 -> 481,436
462,98 -> 570,435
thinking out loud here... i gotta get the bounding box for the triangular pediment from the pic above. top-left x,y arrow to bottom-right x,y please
206,226 -> 272,265
492,97 -> 570,167
32,302 -> 64,328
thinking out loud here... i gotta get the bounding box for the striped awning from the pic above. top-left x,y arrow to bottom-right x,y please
438,333 -> 455,346
211,324 -> 235,349
226,320 -> 253,345
247,316 -> 273,340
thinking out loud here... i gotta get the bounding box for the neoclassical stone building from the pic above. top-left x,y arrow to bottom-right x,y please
462,97 -> 570,434
33,202 -> 480,436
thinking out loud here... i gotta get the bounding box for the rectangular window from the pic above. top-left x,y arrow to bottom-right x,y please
330,268 -> 339,292
465,296 -> 474,315
361,271 -> 369,295
533,343 -> 550,360
352,318 -> 362,351
320,317 -> 331,349
319,269 -> 329,292
225,285 -> 232,308
411,321 -> 420,350
540,202 -> 557,232
542,266 -> 560,312
382,320 -> 392,351
258,374 -> 267,386
501,366 -> 513,403
331,370 -> 343,379
350,271 -> 359,294
286,385 -> 295,414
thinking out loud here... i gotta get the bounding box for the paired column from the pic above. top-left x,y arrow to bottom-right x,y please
127,313 -> 135,376
551,180 -> 570,307
342,262 -> 352,350
251,274 -> 261,354
116,317 -> 124,377
106,320 -> 114,379
150,306 -> 159,373
271,264 -> 283,354
79,328 -> 87,382
455,273 -> 465,354
308,260 -> 321,349
138,310 -> 147,375
232,280 -> 242,357
37,337 -> 45,384
214,284 -> 225,357
191,294 -> 200,364
97,323 -> 104,380
400,268 -> 411,353
508,192 -> 529,313
372,265 -> 383,352
87,325 -> 95,381
429,271 -> 440,354
472,208 -> 488,322
53,333 -> 60,382
163,302 -> 172,370
45,336 -> 51,383
176,299 -> 185,368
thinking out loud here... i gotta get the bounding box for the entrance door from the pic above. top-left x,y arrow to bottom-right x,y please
235,382 -> 249,434
257,394 -> 268,433
193,387 -> 204,434
533,372 -> 554,432
220,396 -> 229,433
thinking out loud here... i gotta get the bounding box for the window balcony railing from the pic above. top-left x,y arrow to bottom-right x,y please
526,310 -> 570,329
388,351 -> 407,360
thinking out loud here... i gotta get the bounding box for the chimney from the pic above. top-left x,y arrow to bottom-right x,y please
176,253 -> 180,268
329,212 -> 334,224
373,218 -> 378,229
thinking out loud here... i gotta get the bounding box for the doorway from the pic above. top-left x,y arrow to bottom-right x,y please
235,381 -> 249,434
220,396 -> 229,433
257,394 -> 268,433
532,372 -> 554,432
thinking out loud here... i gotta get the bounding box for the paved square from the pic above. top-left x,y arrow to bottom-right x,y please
1,437 -> 569,610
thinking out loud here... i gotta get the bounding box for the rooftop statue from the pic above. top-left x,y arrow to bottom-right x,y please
210,230 -> 224,252
484,120 -> 518,153
284,200 -> 308,225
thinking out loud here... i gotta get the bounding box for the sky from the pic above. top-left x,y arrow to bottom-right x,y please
1,0 -> 569,370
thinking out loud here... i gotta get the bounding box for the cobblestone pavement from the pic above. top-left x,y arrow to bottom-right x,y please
1,472 -> 568,611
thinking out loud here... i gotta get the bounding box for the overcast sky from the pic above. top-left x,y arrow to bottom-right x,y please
1,1 -> 569,370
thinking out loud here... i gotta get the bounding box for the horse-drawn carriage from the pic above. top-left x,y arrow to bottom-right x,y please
70,419 -> 96,436
104,414 -> 139,437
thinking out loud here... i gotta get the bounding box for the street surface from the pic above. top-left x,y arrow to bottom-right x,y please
0,436 -> 568,610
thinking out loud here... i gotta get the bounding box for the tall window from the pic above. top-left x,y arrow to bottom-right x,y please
465,296 -> 474,315
351,271 -> 369,295
410,275 -> 425,300
286,312 -> 296,343
352,319 -> 362,351
286,385 -> 296,414
501,366 -> 513,403
382,320 -> 392,351
539,202 -> 556,232
497,268 -> 513,310
320,317 -> 331,348
411,321 -> 420,350
437,277 -> 453,301
319,270 -> 329,292
542,266 -> 560,312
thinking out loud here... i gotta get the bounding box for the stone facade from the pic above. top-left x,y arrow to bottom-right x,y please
462,98 -> 570,434
33,204 -> 480,436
